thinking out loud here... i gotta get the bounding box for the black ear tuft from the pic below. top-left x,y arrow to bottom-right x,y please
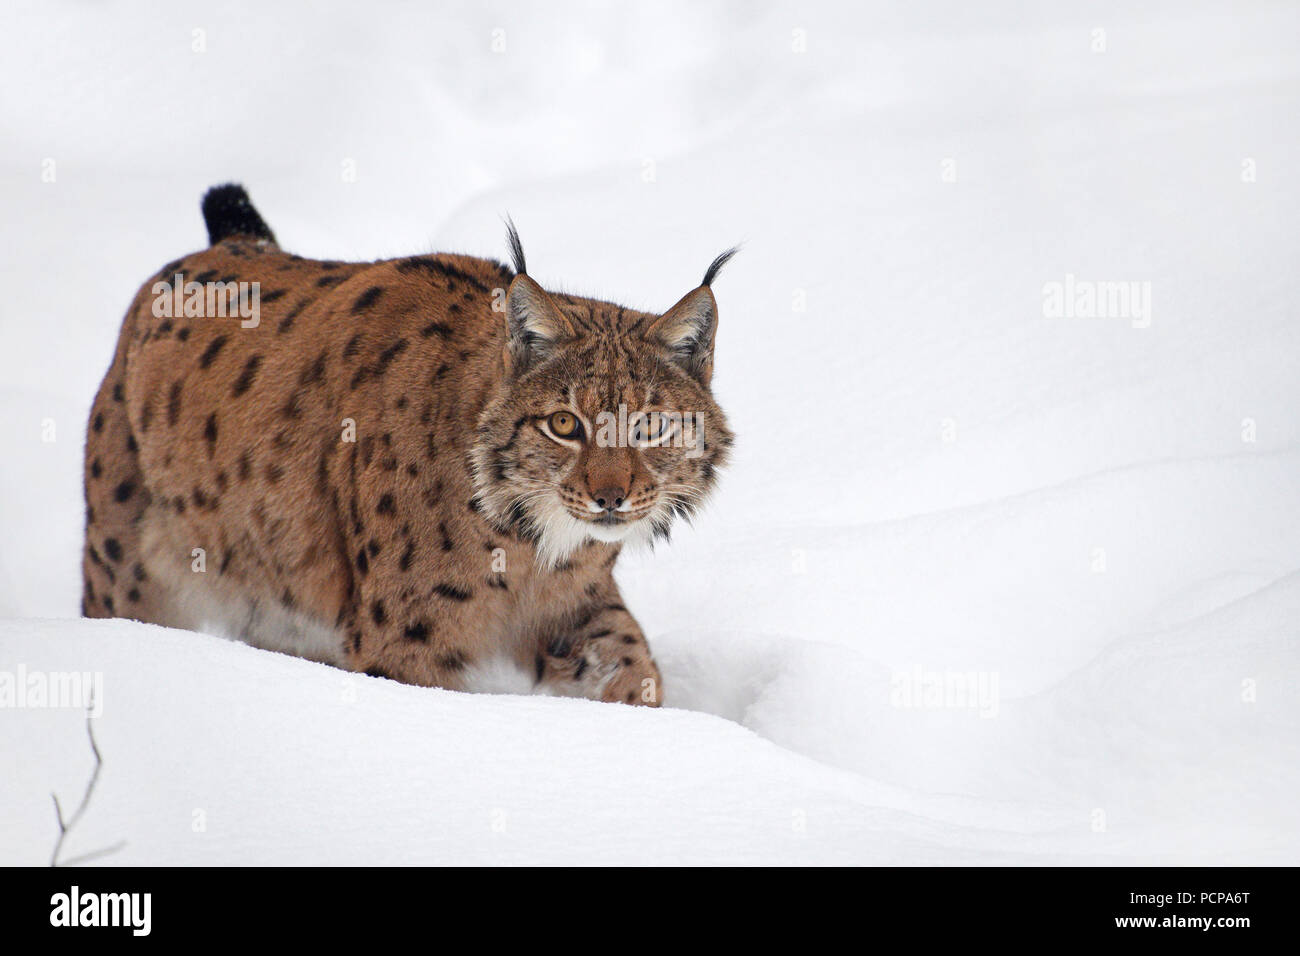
504,217 -> 527,276
701,246 -> 740,287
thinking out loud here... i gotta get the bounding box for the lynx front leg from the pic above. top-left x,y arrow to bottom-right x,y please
536,601 -> 663,706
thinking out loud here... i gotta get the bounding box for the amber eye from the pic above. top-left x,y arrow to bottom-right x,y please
632,412 -> 675,445
548,411 -> 581,439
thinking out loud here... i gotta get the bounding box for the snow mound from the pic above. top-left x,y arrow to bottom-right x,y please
2,611 -> 1295,865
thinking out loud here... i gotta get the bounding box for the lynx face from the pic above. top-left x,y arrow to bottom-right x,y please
471,258 -> 734,567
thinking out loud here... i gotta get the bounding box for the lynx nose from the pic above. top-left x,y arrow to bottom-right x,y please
591,488 -> 625,513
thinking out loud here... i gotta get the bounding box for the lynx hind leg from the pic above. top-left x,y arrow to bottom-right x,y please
535,606 -> 663,707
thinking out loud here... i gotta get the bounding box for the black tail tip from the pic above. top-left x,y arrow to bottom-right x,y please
201,183 -> 277,246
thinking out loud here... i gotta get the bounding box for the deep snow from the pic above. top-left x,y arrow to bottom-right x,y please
2,0 -> 1298,864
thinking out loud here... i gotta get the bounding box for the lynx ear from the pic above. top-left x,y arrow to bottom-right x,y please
502,219 -> 574,374
646,286 -> 718,384
645,249 -> 736,385
504,274 -> 573,374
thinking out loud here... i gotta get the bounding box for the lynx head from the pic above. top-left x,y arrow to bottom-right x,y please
470,223 -> 735,567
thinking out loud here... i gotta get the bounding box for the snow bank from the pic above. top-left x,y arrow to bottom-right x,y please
2,600 -> 1294,865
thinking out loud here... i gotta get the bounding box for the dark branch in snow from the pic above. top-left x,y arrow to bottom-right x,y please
50,694 -> 126,867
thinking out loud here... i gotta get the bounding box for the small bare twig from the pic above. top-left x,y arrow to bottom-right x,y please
50,693 -> 126,867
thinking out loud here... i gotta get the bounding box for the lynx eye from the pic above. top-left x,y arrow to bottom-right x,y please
547,411 -> 581,439
632,412 -> 677,446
